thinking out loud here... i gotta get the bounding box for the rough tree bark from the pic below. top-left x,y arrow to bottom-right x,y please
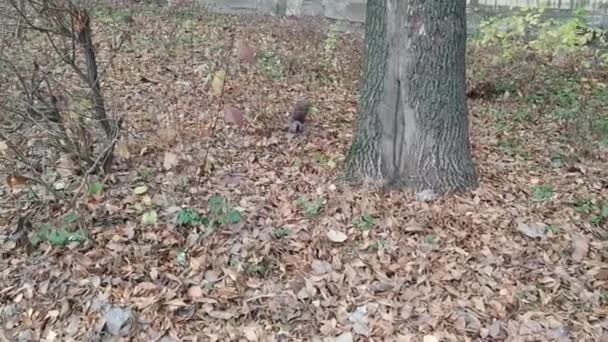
344,0 -> 478,196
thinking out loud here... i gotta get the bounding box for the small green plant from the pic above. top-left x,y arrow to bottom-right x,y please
321,24 -> 340,69
87,181 -> 103,195
291,158 -> 303,168
530,9 -> 605,54
597,116 -> 608,144
176,248 -> 188,266
110,9 -> 133,21
355,214 -> 375,231
495,79 -> 518,95
368,239 -> 386,252
245,262 -> 266,275
530,184 -> 555,202
425,234 -> 438,244
175,197 -> 242,235
601,291 -> 608,303
296,196 -> 325,217
573,198 -> 594,214
526,91 -> 546,105
513,108 -> 532,122
229,257 -> 273,277
30,212 -> 87,247
475,6 -> 607,59
176,208 -> 208,226
324,24 -> 339,57
497,137 -> 528,158
208,194 -> 242,228
175,176 -> 191,192
256,48 -> 283,80
272,227 -> 291,239
228,257 -> 242,270
63,211 -> 79,224
138,167 -> 153,182
545,225 -> 561,234
310,152 -> 337,169
30,223 -> 86,247
588,202 -> 608,226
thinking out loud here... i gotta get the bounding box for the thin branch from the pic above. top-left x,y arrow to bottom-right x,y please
0,132 -> 63,199
198,31 -> 235,181
66,118 -> 122,210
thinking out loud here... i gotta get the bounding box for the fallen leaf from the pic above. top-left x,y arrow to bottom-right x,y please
311,259 -> 332,275
489,320 -> 502,338
223,104 -> 244,127
163,151 -> 178,170
165,299 -> 187,307
369,281 -> 393,293
242,326 -> 259,341
6,174 -> 30,192
416,189 -> 438,201
134,185 -> 148,195
327,229 -> 347,243
53,181 -> 65,190
116,139 -> 130,159
348,305 -> 369,336
423,336 -> 439,342
159,128 -> 178,146
571,233 -> 589,262
56,154 -> 77,178
208,310 -> 234,320
333,332 -> 353,342
516,222 -> 546,239
142,211 -> 158,225
211,70 -> 225,96
187,285 -> 203,299
236,39 -> 256,64
103,306 -> 133,337
158,336 -> 179,342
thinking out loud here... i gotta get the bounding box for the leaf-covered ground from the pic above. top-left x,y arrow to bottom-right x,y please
1,7 -> 608,342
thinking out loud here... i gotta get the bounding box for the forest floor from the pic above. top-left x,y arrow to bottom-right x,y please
1,6 -> 608,342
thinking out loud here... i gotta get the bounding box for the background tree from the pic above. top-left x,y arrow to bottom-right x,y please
344,0 -> 478,197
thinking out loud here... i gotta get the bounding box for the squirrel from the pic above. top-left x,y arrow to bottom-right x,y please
288,99 -> 311,134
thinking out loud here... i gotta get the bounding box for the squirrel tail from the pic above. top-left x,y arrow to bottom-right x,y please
288,121 -> 304,133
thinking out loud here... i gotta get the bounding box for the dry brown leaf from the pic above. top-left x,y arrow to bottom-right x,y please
223,104 -> 244,127
159,128 -> 178,147
311,259 -> 332,275
116,139 -> 130,159
6,174 -> 30,192
571,234 -> 589,262
135,282 -> 157,291
56,154 -> 77,178
187,285 -> 203,299
208,310 -> 234,320
163,151 -> 179,170
242,326 -> 259,341
516,222 -> 546,239
236,39 -> 256,64
165,299 -> 188,307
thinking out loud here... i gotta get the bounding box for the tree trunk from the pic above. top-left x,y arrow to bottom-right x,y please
76,8 -> 112,139
344,0 -> 478,195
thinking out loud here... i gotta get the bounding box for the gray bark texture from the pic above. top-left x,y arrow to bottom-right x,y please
344,0 -> 478,195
